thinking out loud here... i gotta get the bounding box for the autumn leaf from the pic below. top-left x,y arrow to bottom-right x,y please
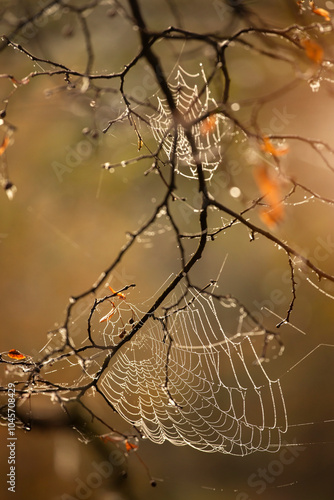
300,38 -> 324,65
309,1 -> 331,21
9,76 -> 29,87
254,165 -> 281,205
100,433 -> 123,444
261,136 -> 289,157
7,349 -> 26,360
258,205 -> 285,229
99,287 -> 126,323
254,165 -> 285,228
200,115 -> 217,135
99,305 -> 116,323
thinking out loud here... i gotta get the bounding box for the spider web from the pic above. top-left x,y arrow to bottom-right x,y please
149,65 -> 232,180
100,289 -> 288,456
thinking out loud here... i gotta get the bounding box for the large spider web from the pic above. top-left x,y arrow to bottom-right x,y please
149,65 -> 232,180
100,289 -> 288,456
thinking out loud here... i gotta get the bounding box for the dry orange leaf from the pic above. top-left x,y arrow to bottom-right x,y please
310,1 -> 331,21
8,349 -> 26,360
200,115 -> 217,135
254,165 -> 285,227
259,205 -> 285,229
125,440 -> 138,452
261,136 -> 289,157
0,134 -> 10,156
300,38 -> 324,64
100,434 -> 123,444
254,165 -> 281,206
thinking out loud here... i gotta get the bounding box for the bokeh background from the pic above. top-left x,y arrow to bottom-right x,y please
1,1 -> 334,499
